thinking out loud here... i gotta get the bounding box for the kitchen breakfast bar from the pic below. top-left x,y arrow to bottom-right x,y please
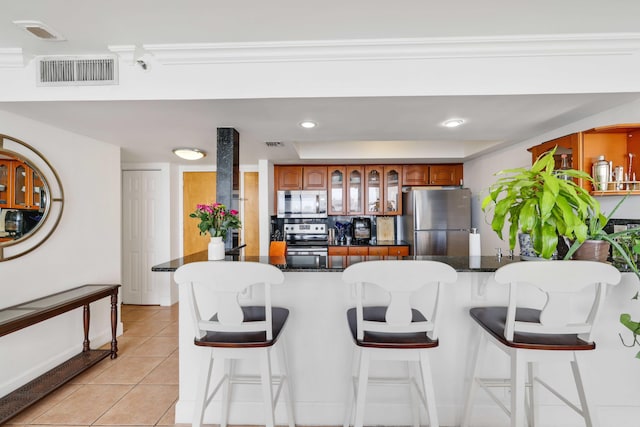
152,254 -> 640,427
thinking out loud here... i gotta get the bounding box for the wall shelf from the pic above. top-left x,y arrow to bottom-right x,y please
590,190 -> 640,196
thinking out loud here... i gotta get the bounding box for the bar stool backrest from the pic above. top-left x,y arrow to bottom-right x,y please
174,261 -> 285,340
493,260 -> 621,343
342,260 -> 457,340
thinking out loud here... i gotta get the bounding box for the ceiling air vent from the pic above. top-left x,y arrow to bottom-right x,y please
37,56 -> 118,86
265,141 -> 284,148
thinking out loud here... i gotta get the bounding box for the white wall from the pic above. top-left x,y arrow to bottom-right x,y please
0,110 -> 121,395
465,98 -> 640,257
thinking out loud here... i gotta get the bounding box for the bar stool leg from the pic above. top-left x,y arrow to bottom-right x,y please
409,361 -> 420,427
193,349 -> 214,427
343,346 -> 360,427
571,353 -> 599,427
527,362 -> 539,427
461,332 -> 487,427
510,351 -> 527,427
276,339 -> 296,427
220,358 -> 232,427
260,350 -> 276,427
418,351 -> 439,427
353,350 -> 370,427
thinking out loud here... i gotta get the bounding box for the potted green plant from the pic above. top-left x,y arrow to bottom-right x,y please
565,195 -> 640,269
562,196 -> 640,357
482,147 -> 599,259
615,227 -> 640,357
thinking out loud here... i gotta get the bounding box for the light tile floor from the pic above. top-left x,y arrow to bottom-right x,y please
5,304 -> 180,427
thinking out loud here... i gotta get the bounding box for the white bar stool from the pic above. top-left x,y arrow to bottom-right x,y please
174,261 -> 295,427
341,260 -> 458,427
461,260 -> 621,427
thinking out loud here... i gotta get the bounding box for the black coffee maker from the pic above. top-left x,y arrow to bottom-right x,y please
351,217 -> 372,244
5,210 -> 25,235
5,210 -> 39,237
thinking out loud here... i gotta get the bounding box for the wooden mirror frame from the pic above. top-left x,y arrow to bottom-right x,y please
0,134 -> 64,261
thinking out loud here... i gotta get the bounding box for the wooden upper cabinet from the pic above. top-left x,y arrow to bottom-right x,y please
402,164 -> 464,186
528,124 -> 640,195
402,165 -> 430,186
275,165 -> 327,190
0,160 -> 11,208
328,166 -> 346,215
276,166 -> 303,190
6,160 -> 43,210
275,163 -> 464,214
365,165 -> 402,215
346,166 -> 364,215
429,164 -> 463,186
303,166 -> 327,190
383,165 -> 402,215
365,166 -> 383,215
529,133 -> 579,164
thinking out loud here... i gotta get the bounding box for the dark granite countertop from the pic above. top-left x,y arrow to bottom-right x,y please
151,250 -> 521,273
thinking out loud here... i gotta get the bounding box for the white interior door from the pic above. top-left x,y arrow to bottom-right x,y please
122,169 -> 168,305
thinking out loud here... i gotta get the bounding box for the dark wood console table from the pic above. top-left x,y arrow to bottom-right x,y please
0,284 -> 120,423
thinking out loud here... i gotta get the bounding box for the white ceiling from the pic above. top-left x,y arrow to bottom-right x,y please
1,1 -> 640,165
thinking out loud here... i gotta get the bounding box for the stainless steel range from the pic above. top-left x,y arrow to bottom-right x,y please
283,223 -> 328,256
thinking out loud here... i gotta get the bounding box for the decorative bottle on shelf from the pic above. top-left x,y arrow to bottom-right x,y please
592,155 -> 610,191
558,154 -> 571,181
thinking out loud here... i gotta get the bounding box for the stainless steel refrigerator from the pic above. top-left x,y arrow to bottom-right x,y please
399,187 -> 471,256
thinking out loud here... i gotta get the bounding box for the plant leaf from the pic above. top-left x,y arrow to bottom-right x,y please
620,313 -> 640,334
539,186 -> 556,221
540,222 -> 558,259
519,199 -> 536,231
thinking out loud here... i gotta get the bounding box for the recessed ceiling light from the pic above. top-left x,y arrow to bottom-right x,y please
299,121 -> 317,129
173,148 -> 206,160
442,119 -> 464,128
13,20 -> 66,41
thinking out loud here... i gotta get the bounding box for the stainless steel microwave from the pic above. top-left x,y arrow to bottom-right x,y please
277,190 -> 327,218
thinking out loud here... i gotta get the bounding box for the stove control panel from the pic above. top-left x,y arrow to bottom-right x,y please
284,223 -> 327,234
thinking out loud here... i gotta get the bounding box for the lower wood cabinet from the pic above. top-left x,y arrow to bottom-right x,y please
368,246 -> 388,256
328,246 -> 349,256
387,246 -> 410,256
348,246 -> 369,256
328,245 -> 409,256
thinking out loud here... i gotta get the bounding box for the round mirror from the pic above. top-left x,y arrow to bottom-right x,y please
0,134 -> 64,261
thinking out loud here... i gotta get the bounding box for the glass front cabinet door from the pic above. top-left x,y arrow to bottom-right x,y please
9,161 -> 40,209
328,166 -> 346,215
347,166 -> 364,215
0,160 -> 10,208
31,169 -> 45,209
12,161 -> 28,208
383,165 -> 402,215
365,166 -> 383,214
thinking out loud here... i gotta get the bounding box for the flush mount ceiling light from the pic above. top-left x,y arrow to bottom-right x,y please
299,120 -> 317,129
13,20 -> 66,41
442,119 -> 465,128
173,148 -> 206,160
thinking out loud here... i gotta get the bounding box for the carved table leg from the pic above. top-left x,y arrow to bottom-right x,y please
110,290 -> 118,359
83,304 -> 90,352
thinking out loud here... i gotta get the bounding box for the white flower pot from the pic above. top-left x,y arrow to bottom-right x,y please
208,236 -> 225,260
